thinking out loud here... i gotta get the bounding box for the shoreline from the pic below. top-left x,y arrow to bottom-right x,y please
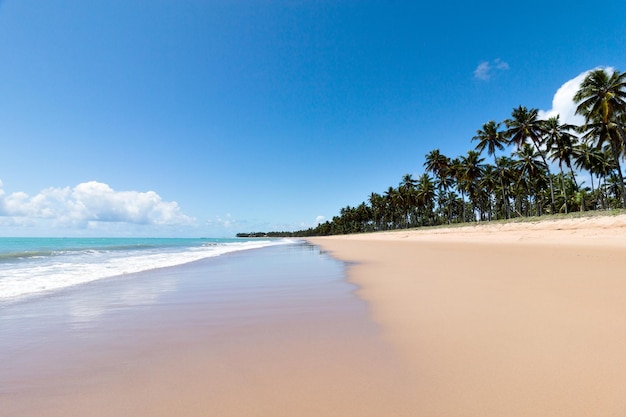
307,214 -> 626,416
1,243 -> 416,417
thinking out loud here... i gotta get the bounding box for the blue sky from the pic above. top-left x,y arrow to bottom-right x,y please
1,0 -> 625,237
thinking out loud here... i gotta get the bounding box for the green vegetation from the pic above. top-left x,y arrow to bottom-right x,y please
242,68 -> 626,237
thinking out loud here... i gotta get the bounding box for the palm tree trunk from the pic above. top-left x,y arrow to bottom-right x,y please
539,151 -> 556,212
609,141 -> 626,208
530,140 -> 556,212
559,164 -> 568,214
494,156 -> 508,220
460,190 -> 466,222
599,175 -> 606,210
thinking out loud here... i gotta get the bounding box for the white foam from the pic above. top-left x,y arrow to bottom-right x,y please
0,239 -> 291,302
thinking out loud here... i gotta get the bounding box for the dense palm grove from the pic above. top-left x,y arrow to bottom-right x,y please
240,69 -> 626,238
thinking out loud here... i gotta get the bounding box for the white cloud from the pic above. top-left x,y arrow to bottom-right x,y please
0,180 -> 194,228
208,213 -> 236,229
538,67 -> 614,126
474,62 -> 491,80
474,58 -> 509,80
315,215 -> 326,224
494,59 -> 509,70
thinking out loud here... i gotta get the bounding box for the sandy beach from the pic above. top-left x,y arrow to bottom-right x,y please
3,215 -> 626,416
308,214 -> 626,416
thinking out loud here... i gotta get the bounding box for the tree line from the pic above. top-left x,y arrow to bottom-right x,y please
241,68 -> 626,237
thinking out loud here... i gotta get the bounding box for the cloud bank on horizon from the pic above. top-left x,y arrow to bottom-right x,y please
0,180 -> 194,232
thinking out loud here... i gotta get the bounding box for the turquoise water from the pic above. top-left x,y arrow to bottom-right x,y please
0,237 -> 295,302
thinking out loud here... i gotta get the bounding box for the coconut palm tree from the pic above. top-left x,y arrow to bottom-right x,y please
544,115 -> 579,213
424,149 -> 449,177
574,68 -> 626,207
478,164 -> 498,220
457,151 -> 485,221
446,158 -> 465,221
505,106 -> 556,212
605,174 -> 626,208
383,186 -> 399,229
513,144 -> 548,216
416,173 -> 436,225
573,142 -> 615,209
399,174 -> 418,227
496,156 -> 519,217
472,120 -> 509,219
595,146 -> 616,209
369,192 -> 386,231
573,142 -> 599,191
424,149 -> 452,222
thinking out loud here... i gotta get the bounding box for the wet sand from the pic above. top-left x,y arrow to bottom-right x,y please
308,214 -> 626,417
1,244 -> 416,417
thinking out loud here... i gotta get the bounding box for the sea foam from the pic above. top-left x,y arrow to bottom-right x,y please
0,238 -> 295,302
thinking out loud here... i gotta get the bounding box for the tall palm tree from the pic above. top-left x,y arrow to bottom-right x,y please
416,173 -> 436,225
472,120 -> 509,219
496,156 -> 520,217
479,164 -> 498,220
605,174 -> 626,208
544,115 -> 579,213
574,68 -> 626,207
596,146 -> 616,209
505,106 -> 556,212
513,144 -> 548,216
383,186 -> 400,229
573,142 -> 599,192
424,149 -> 452,222
457,151 -> 485,221
424,149 -> 449,177
369,192 -> 385,230
399,174 -> 417,227
573,142 -> 615,210
447,158 -> 466,221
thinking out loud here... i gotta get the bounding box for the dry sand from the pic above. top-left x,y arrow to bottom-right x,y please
307,214 -> 626,417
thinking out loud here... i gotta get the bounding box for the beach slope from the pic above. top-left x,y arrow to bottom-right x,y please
308,214 -> 626,417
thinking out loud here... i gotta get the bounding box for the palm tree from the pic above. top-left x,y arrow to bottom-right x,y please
447,158 -> 465,221
424,149 -> 449,178
399,174 -> 417,227
544,115 -> 579,213
416,173 -> 436,225
595,146 -> 616,209
383,186 -> 403,229
472,120 -> 509,219
424,149 -> 452,222
457,151 -> 485,221
505,106 -> 556,212
573,142 -> 615,210
605,174 -> 626,208
496,156 -> 519,217
573,142 -> 599,192
479,164 -> 498,220
574,68 -> 626,208
513,144 -> 548,216
369,192 -> 386,230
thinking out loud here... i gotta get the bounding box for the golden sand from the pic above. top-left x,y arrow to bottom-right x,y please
308,214 -> 626,416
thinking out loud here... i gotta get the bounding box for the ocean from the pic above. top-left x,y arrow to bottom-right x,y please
0,237 -> 295,302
